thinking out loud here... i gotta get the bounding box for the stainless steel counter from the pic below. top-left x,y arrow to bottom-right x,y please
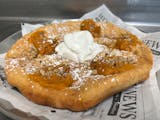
1,0 -> 160,22
1,0 -> 160,119
1,0 -> 160,40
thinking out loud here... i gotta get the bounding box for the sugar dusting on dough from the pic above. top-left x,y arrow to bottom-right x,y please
69,62 -> 93,89
5,58 -> 26,72
93,48 -> 137,66
111,78 -> 116,82
5,21 -> 139,90
5,47 -> 137,90
25,63 -> 37,74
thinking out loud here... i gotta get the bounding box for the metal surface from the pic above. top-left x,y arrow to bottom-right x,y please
0,0 -> 160,23
1,0 -> 160,40
0,0 -> 160,119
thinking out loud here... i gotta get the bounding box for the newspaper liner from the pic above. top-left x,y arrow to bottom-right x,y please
0,4 -> 160,120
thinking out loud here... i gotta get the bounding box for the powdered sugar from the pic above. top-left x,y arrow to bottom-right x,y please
5,58 -> 27,72
39,54 -> 67,67
5,20 -> 139,91
57,26 -> 68,33
69,62 -> 93,89
6,59 -> 19,71
5,47 -> 137,90
9,59 -> 18,66
111,78 -> 116,82
94,48 -> 137,66
25,63 -> 37,74
47,39 -> 54,44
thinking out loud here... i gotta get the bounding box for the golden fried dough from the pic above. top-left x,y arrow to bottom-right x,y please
4,19 -> 153,111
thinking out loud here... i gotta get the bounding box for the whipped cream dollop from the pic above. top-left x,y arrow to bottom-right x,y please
55,31 -> 104,62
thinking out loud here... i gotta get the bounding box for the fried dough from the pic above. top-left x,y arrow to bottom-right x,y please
4,19 -> 153,111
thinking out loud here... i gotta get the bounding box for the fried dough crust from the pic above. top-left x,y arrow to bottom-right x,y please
5,20 -> 153,111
